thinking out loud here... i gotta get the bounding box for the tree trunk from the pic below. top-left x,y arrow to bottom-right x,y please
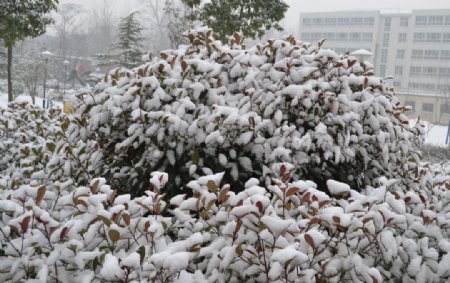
7,45 -> 13,102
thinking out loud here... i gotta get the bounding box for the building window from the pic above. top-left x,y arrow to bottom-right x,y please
410,66 -> 421,76
427,33 -> 441,42
439,68 -> 450,77
379,65 -> 386,77
349,32 -> 361,41
312,18 -> 323,25
446,16 -> 450,25
412,49 -> 423,59
440,50 -> 450,60
405,101 -> 416,110
311,32 -> 322,41
351,17 -> 363,25
302,18 -> 311,26
394,81 -> 401,87
413,33 -> 425,42
337,18 -> 350,25
364,17 -> 375,25
384,17 -> 391,30
395,66 -> 403,75
362,32 -> 373,42
423,67 -> 437,77
400,17 -> 409,27
424,50 -> 439,60
336,32 -> 348,41
443,33 -> 450,42
428,15 -> 443,25
415,16 -> 427,25
422,103 -> 434,112
325,18 -> 336,25
396,49 -> 405,59
382,33 -> 390,47
398,33 -> 407,42
441,104 -> 450,114
323,32 -> 335,41
301,33 -> 311,41
381,49 -> 388,62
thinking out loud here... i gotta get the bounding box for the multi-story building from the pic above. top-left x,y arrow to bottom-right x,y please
298,9 -> 450,124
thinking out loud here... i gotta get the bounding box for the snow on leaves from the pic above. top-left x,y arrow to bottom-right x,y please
0,28 -> 447,282
68,27 -> 423,197
0,165 -> 449,282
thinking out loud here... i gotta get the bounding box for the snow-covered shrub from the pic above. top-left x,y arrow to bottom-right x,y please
0,102 -> 61,182
68,28 -> 423,197
0,165 -> 449,282
0,101 -> 95,192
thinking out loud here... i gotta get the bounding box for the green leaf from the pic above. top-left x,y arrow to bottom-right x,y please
138,246 -> 145,265
46,142 -> 56,153
108,229 -> 120,244
235,244 -> 243,257
97,215 -> 112,227
192,149 -> 200,165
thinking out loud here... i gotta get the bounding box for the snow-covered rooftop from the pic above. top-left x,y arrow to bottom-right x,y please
351,49 -> 373,56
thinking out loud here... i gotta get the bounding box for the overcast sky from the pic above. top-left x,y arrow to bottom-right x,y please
62,0 -> 450,35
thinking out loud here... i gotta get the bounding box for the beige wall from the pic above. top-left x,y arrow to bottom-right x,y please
396,93 -> 450,125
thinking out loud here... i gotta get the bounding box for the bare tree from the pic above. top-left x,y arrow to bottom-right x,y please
89,0 -> 117,55
141,0 -> 169,51
164,0 -> 193,49
54,3 -> 85,60
140,0 -> 193,51
15,55 -> 46,104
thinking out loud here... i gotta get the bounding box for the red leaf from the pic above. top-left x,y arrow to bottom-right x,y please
280,164 -> 287,177
305,234 -> 315,249
256,201 -> 263,214
60,227 -> 70,241
36,186 -> 46,204
286,187 -> 299,197
332,216 -> 341,224
123,213 -> 130,226
419,194 -> 426,203
219,186 -> 230,203
21,216 -> 31,233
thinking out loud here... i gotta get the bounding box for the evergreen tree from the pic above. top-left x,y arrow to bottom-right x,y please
0,0 -> 59,102
182,0 -> 289,42
116,12 -> 144,69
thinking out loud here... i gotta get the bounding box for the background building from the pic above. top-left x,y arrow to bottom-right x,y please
299,9 -> 450,124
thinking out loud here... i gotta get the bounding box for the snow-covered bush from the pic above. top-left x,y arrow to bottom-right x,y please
0,101 -> 96,192
1,165 -> 449,282
2,29 -> 447,283
0,102 -> 61,184
68,28 -> 423,197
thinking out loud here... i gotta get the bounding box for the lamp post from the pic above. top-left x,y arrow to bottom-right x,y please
63,60 -> 70,98
41,51 -> 53,109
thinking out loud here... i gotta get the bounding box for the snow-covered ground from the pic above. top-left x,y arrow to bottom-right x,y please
1,91 -> 449,146
0,92 -> 62,110
424,123 -> 449,146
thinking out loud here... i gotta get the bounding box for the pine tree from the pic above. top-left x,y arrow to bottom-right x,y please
0,0 -> 59,102
116,12 -> 144,69
182,0 -> 289,42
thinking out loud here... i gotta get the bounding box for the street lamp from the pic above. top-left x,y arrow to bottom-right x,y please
41,51 -> 53,109
63,60 -> 70,98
